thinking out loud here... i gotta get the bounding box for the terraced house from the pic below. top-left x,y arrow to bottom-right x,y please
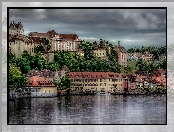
68,72 -> 128,93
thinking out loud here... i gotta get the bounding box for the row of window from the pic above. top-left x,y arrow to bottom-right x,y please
72,78 -> 125,82
30,89 -> 55,93
72,83 -> 124,87
109,84 -> 122,86
18,47 -> 34,52
53,41 -> 76,44
9,42 -> 33,45
95,52 -> 105,56
72,83 -> 99,86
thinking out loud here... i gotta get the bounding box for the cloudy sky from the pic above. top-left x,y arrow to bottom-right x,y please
2,2 -> 170,50
7,7 -> 166,49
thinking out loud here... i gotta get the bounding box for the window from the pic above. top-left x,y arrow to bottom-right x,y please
100,83 -> 102,86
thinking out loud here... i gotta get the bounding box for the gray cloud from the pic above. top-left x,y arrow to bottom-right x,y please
7,6 -> 166,49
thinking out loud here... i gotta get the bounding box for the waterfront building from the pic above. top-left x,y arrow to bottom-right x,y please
26,65 -> 69,82
68,72 -> 128,93
24,76 -> 57,97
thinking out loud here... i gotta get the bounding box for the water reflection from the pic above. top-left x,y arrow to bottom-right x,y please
9,95 -> 166,124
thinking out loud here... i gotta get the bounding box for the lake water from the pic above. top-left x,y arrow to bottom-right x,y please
9,94 -> 166,124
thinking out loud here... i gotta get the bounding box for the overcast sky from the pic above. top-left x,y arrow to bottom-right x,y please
3,2 -> 170,49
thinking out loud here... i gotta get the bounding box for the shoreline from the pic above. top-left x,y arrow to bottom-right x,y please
8,93 -> 167,100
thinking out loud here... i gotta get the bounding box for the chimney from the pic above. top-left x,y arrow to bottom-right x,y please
118,41 -> 120,46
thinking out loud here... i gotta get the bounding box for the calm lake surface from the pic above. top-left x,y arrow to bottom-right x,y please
9,94 -> 166,124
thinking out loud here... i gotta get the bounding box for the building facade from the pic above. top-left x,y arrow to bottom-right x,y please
91,42 -> 110,61
114,41 -> 128,67
28,30 -> 82,52
9,35 -> 35,57
68,72 -> 128,93
24,76 -> 57,97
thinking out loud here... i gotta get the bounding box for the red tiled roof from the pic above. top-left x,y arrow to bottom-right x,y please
155,76 -> 166,83
25,76 -> 55,87
9,34 -> 32,43
28,30 -> 80,41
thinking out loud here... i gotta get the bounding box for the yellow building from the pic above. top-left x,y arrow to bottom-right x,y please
69,72 -> 128,93
91,42 -> 111,60
24,76 -> 57,97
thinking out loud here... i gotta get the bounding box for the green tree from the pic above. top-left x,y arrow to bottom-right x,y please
48,61 -> 61,71
34,37 -> 51,53
78,41 -> 94,60
59,74 -> 72,95
9,64 -> 28,90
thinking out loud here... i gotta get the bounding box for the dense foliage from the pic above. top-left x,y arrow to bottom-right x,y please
8,38 -> 167,90
54,41 -> 121,73
9,64 -> 28,90
122,58 -> 166,74
127,46 -> 166,61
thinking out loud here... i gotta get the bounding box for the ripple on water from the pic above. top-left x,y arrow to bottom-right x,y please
9,95 -> 166,124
